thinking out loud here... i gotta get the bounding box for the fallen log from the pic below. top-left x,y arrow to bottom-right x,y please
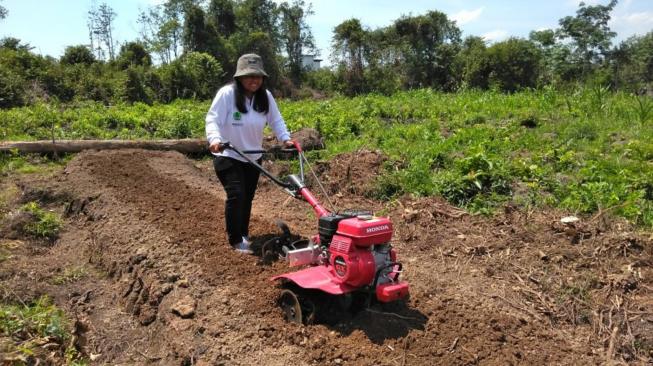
0,128 -> 325,155
0,139 -> 207,154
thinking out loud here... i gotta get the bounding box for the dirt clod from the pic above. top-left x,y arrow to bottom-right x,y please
172,296 -> 197,319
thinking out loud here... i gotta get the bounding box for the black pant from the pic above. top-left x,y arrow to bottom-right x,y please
213,156 -> 261,245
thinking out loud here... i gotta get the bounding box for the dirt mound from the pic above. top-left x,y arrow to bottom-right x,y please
315,149 -> 387,197
262,127 -> 325,154
1,149 -> 651,365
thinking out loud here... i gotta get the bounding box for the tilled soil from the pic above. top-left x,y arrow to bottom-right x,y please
1,149 -> 652,365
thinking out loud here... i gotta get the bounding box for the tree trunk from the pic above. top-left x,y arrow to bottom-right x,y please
1,128 -> 325,155
0,139 -> 208,154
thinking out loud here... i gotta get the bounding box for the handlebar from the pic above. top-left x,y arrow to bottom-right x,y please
216,142 -> 301,190
239,148 -> 299,154
216,141 -> 331,218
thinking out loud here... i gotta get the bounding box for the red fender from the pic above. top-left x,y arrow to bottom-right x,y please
271,266 -> 356,295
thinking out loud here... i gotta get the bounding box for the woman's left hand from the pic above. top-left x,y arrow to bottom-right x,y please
283,139 -> 295,148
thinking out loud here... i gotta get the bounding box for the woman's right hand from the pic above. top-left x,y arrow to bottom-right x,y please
209,142 -> 224,153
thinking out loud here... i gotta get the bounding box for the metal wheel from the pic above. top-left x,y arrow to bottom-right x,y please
279,289 -> 303,324
278,289 -> 316,325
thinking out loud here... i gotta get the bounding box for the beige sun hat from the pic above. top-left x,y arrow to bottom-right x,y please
233,53 -> 269,78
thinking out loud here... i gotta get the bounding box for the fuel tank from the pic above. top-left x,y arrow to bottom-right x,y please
335,216 -> 392,247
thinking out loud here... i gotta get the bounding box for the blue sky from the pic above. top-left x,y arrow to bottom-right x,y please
1,0 -> 651,64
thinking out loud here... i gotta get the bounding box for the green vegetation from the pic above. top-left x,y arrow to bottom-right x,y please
0,296 -> 86,365
51,266 -> 88,285
0,182 -> 19,214
2,87 -> 651,227
0,152 -> 69,176
0,100 -> 207,141
20,202 -> 63,239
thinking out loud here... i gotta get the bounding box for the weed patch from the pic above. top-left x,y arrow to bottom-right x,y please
0,296 -> 86,365
51,266 -> 88,285
19,202 -> 63,240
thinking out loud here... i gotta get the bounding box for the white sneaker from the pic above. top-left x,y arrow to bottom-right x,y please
242,236 -> 250,245
233,241 -> 253,254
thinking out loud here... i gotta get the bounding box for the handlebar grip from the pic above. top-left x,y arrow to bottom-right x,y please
292,141 -> 303,153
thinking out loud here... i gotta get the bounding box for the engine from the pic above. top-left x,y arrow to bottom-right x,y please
318,213 -> 409,302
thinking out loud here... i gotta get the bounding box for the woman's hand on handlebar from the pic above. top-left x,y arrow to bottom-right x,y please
209,142 -> 226,153
283,139 -> 295,148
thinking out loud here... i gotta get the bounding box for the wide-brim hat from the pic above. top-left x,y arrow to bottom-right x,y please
233,53 -> 269,78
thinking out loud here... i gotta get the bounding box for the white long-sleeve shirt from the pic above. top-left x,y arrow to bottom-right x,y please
205,84 -> 291,162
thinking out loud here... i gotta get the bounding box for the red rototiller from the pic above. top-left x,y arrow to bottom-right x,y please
221,142 -> 409,324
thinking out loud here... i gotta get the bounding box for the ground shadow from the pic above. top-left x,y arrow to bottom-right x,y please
324,299 -> 428,344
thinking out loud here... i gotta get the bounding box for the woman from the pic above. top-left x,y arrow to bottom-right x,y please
206,53 -> 293,254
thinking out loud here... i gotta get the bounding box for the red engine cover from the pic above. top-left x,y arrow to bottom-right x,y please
329,235 -> 375,287
336,216 -> 393,247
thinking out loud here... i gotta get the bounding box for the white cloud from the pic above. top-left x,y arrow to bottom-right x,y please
568,0 -> 602,5
482,30 -> 509,43
610,11 -> 653,39
451,7 -> 484,25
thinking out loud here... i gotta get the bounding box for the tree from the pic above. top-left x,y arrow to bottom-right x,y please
61,45 -> 96,65
138,5 -> 182,64
0,37 -> 32,51
529,29 -> 559,84
557,0 -> 618,79
182,4 -> 228,62
88,2 -> 118,60
183,4 -> 210,53
530,29 -> 556,48
610,32 -> 653,92
0,45 -> 70,106
362,27 -> 403,94
0,0 -> 8,20
0,56 -> 24,108
458,36 -> 490,89
235,0 -> 281,51
332,18 -> 367,95
393,11 -> 461,90
156,51 -> 223,101
279,0 -> 315,85
207,0 -> 237,38
486,38 -> 542,92
116,42 -> 152,69
120,66 -> 151,104
182,52 -> 223,99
